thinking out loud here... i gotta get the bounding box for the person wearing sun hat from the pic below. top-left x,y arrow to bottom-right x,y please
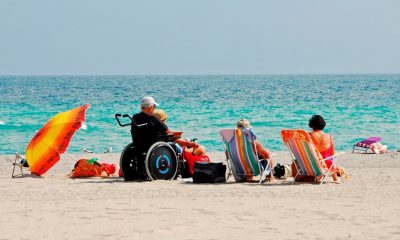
153,108 -> 168,122
236,118 -> 274,171
153,109 -> 207,156
236,118 -> 252,129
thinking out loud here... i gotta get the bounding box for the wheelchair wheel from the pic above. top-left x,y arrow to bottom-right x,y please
145,142 -> 178,181
120,143 -> 146,181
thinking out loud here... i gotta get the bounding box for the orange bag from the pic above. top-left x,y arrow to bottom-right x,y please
71,159 -> 106,178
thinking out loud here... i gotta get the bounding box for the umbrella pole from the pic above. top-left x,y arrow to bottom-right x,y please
65,152 -> 78,161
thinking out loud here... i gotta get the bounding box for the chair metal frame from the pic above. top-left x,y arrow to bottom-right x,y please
12,152 -> 25,178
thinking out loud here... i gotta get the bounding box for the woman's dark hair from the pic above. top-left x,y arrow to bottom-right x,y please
308,115 -> 326,130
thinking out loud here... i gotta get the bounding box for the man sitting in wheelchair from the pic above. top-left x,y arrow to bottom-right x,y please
131,96 -> 169,149
119,96 -> 208,181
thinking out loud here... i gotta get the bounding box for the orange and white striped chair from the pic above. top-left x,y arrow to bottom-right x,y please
281,129 -> 345,184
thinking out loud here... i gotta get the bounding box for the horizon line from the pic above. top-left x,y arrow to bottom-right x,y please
1,72 -> 400,77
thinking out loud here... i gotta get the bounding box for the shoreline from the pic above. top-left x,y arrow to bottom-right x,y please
2,150 -> 399,174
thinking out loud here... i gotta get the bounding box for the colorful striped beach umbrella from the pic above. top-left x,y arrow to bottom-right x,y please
26,104 -> 90,176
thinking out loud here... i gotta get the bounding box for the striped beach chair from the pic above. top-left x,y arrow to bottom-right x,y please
281,129 -> 345,184
220,128 -> 272,183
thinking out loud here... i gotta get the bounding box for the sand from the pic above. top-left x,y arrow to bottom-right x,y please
1,150 -> 400,240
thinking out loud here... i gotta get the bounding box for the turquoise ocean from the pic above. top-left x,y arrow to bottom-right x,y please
0,75 -> 399,155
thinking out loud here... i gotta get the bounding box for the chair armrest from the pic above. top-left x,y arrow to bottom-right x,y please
320,152 -> 346,162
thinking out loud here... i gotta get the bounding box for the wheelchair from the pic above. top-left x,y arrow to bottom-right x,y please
115,114 -> 190,181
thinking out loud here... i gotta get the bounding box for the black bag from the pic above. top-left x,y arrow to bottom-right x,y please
273,163 -> 285,179
193,162 -> 226,183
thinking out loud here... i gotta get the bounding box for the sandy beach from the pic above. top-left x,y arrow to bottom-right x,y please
2,0 -> 400,239
1,150 -> 399,240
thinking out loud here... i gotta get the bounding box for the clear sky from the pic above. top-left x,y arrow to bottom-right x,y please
0,0 -> 399,75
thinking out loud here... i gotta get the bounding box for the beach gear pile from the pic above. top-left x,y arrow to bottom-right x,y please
70,158 -> 119,178
353,137 -> 388,154
182,150 -> 210,176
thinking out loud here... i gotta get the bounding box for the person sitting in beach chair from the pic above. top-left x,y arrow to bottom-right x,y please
220,119 -> 274,183
281,129 -> 346,184
308,116 -> 336,169
236,119 -> 274,163
307,115 -> 348,182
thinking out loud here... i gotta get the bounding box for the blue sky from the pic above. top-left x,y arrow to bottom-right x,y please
0,0 -> 399,75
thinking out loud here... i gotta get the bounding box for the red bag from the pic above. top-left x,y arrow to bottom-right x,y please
71,159 -> 106,178
182,151 -> 210,176
101,163 -> 116,175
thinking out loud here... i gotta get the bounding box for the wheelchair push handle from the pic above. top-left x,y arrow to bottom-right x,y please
115,113 -> 148,128
115,113 -> 132,127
